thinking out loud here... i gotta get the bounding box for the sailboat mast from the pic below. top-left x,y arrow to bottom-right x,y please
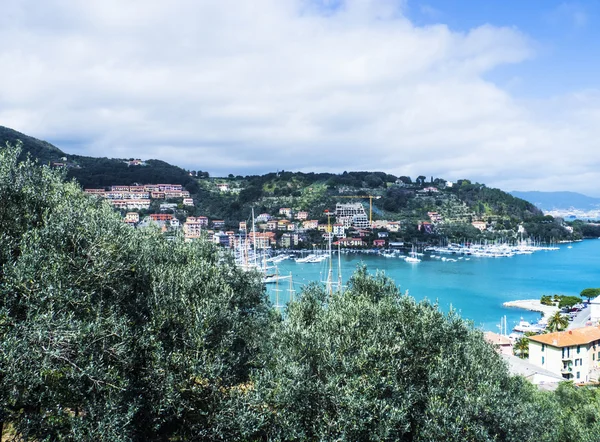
288,272 -> 295,302
337,243 -> 342,292
252,208 -> 257,268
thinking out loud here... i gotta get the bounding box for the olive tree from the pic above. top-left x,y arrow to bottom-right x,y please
238,267 -> 559,441
0,143 -> 270,440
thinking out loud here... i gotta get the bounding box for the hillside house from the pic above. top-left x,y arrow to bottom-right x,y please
295,211 -> 309,220
124,212 -> 139,224
386,221 -> 400,232
302,220 -> 319,230
150,214 -> 174,222
277,220 -> 291,231
484,332 -> 513,356
256,213 -> 271,222
472,221 -> 487,231
183,217 -> 203,239
279,208 -> 292,218
529,326 -> 600,382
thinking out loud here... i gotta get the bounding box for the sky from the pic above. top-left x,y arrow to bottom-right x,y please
1,0 -> 600,195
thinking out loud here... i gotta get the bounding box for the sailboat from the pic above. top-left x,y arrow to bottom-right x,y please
404,245 -> 421,263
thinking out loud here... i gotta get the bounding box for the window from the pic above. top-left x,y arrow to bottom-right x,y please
594,353 -> 596,361
575,359 -> 578,367
577,345 -> 581,354
563,348 -> 566,358
542,344 -> 545,352
577,372 -> 580,379
542,356 -> 545,365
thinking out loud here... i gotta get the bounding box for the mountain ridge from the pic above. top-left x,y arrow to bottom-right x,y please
510,190 -> 600,211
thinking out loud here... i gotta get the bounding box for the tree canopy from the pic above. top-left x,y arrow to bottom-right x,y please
1,141 -> 600,441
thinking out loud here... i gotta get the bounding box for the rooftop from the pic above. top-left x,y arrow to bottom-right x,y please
529,326 -> 600,347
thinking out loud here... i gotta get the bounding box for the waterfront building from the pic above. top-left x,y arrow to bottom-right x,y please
280,233 -> 299,248
528,326 -> 600,382
334,237 -> 365,247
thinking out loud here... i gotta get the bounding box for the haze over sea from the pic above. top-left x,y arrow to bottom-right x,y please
268,239 -> 600,331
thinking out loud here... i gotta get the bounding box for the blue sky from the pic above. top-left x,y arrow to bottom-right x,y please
1,0 -> 599,195
409,1 -> 600,96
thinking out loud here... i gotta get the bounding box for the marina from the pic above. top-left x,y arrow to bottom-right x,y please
265,239 -> 600,332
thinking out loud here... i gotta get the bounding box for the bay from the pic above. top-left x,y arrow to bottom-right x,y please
266,239 -> 600,332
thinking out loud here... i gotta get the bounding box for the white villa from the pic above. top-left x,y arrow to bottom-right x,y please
528,326 -> 600,383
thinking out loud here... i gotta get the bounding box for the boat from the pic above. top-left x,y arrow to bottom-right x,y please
513,318 -> 545,333
404,245 -> 421,263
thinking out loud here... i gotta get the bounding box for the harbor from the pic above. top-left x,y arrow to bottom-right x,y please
265,239 -> 600,332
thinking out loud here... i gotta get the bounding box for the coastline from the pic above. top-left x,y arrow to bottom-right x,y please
503,299 -> 559,319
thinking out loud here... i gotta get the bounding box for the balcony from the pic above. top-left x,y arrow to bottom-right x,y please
561,366 -> 573,374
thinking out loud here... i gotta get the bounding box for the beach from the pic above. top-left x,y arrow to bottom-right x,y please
502,299 -> 559,319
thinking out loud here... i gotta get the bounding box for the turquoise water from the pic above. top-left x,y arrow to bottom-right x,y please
267,239 -> 600,331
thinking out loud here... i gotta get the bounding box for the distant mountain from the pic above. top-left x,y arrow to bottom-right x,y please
510,191 -> 600,211
0,125 -> 199,191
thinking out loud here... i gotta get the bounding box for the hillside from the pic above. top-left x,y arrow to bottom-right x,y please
0,125 -> 66,163
0,125 -> 200,192
2,126 -> 573,243
510,190 -> 600,211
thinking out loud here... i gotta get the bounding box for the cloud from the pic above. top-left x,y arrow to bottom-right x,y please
0,0 -> 599,195
544,2 -> 588,29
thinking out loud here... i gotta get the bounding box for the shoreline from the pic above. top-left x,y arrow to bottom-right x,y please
502,299 -> 559,319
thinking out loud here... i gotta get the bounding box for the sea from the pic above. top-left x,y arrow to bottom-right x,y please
266,239 -> 600,332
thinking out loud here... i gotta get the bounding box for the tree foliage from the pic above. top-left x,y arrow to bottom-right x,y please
236,268 -> 558,441
1,142 -> 600,441
0,142 -> 270,440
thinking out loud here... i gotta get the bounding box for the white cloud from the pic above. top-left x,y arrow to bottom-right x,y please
0,0 -> 598,195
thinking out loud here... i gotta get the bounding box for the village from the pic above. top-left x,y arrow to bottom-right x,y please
83,181 -> 498,251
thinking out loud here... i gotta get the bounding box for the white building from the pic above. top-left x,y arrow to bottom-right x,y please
591,297 -> 600,323
528,326 -> 600,382
332,223 -> 346,238
335,203 -> 369,229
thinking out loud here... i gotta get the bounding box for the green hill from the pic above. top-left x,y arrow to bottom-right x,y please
0,126 -> 199,192
2,126 -> 574,243
0,126 -> 66,164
